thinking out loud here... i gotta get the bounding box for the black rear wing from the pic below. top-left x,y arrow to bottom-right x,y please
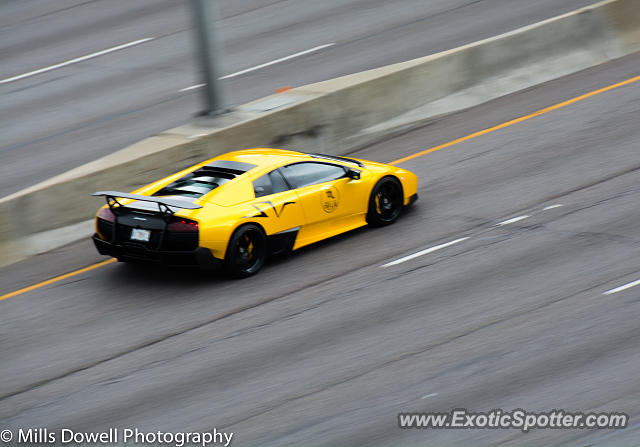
92,191 -> 202,218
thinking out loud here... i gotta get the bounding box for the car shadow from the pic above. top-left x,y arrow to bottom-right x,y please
105,204 -> 421,286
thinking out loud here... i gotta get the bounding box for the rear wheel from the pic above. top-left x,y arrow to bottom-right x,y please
225,224 -> 267,277
366,176 -> 403,227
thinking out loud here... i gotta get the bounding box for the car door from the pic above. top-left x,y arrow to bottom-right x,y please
279,161 -> 367,246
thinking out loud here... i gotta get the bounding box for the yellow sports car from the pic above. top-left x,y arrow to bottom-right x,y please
93,149 -> 418,276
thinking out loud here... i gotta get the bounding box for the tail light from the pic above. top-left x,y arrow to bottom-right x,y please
97,208 -> 116,222
168,217 -> 199,232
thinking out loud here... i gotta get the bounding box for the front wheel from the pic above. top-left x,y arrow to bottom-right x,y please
366,176 -> 403,227
225,224 -> 267,277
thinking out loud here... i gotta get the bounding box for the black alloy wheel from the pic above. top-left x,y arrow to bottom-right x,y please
367,176 -> 403,227
225,224 -> 267,277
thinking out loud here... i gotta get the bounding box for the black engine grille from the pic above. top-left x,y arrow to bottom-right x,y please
97,219 -> 198,251
164,232 -> 198,251
97,219 -> 113,240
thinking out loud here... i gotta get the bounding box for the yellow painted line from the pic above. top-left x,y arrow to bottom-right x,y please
390,74 -> 640,165
2,74 -> 639,302
0,259 -> 116,302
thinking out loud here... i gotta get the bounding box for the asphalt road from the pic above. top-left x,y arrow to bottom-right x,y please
1,52 -> 639,446
0,0 -> 598,198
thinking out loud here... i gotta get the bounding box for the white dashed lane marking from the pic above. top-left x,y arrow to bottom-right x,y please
179,43 -> 335,92
495,215 -> 530,226
381,238 -> 470,268
0,38 -> 155,84
381,202 -> 565,268
603,278 -> 640,295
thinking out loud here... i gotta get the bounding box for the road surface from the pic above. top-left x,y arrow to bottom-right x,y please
1,52 -> 639,446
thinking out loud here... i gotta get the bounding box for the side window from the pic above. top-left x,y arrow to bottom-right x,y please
269,169 -> 289,194
253,174 -> 273,198
253,169 -> 291,198
281,162 -> 346,189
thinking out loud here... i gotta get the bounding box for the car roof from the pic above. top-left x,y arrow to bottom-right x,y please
209,148 -> 363,174
138,148 -> 368,207
212,148 -> 311,169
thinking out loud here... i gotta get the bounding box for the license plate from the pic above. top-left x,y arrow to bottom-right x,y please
130,228 -> 151,242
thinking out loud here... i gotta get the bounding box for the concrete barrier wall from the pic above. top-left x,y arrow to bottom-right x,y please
1,0 -> 638,266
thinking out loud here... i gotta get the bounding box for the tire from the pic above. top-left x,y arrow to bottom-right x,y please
366,176 -> 403,227
225,224 -> 267,277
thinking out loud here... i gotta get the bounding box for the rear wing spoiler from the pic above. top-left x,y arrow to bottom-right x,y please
92,191 -> 202,217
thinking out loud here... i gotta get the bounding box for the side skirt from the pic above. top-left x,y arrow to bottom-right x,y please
267,227 -> 300,256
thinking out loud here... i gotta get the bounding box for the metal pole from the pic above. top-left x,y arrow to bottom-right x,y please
190,0 -> 226,116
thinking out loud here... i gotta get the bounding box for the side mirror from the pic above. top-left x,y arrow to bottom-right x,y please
346,168 -> 361,180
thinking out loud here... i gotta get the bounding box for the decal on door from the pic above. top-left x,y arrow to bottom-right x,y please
245,201 -> 296,218
321,186 -> 340,213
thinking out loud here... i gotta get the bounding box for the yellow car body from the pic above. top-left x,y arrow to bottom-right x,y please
93,149 -> 418,276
